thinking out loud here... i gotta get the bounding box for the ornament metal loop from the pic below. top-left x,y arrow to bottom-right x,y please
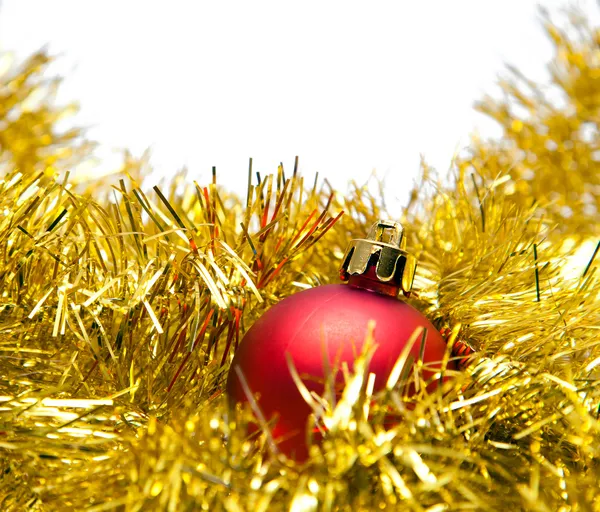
339,220 -> 417,297
366,220 -> 406,249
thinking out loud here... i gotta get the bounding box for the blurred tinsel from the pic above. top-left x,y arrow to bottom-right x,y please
0,7 -> 599,512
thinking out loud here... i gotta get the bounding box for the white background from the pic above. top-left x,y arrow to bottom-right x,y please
0,0 -> 597,212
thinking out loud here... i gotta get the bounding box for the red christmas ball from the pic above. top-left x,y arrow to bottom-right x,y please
227,220 -> 453,460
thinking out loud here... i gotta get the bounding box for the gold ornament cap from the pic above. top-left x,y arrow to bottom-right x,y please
339,220 -> 417,298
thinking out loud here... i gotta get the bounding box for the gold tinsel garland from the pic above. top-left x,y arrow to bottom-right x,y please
0,9 -> 599,511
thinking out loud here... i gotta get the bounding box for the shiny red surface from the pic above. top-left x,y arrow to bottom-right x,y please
227,283 -> 450,460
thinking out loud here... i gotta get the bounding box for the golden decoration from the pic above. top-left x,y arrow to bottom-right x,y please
0,8 -> 599,511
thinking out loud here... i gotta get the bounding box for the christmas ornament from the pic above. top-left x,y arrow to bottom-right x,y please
227,220 -> 454,460
441,326 -> 477,369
